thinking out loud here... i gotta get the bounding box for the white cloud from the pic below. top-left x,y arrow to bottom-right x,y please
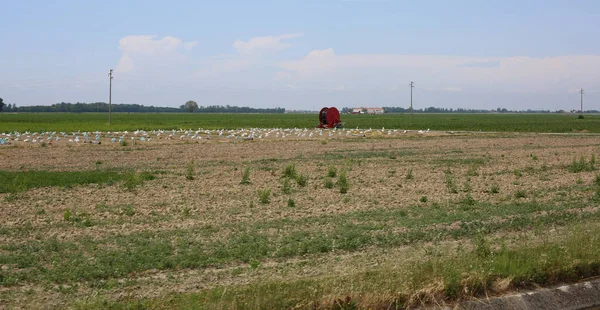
115,35 -> 197,73
278,49 -> 600,93
442,87 -> 463,92
233,33 -> 303,55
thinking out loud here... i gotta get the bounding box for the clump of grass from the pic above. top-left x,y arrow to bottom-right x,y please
283,164 -> 297,179
324,178 -> 334,189
240,167 -> 251,185
568,155 -> 596,173
420,196 -> 428,203
405,168 -> 414,180
337,171 -> 349,194
461,193 -> 476,206
295,174 -> 308,187
186,160 -> 195,180
514,169 -> 523,178
258,188 -> 271,204
63,209 -> 71,222
327,166 -> 337,178
466,165 -> 479,176
515,189 -> 527,199
121,204 -> 135,216
287,198 -> 295,208
282,178 -> 292,194
120,140 -> 128,147
320,140 -> 328,145
446,175 -> 458,194
41,142 -> 47,148
595,174 -> 600,186
489,184 -> 500,194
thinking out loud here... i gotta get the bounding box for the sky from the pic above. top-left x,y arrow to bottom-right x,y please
1,0 -> 599,111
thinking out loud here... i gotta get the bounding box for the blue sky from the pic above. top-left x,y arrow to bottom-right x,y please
1,0 -> 599,110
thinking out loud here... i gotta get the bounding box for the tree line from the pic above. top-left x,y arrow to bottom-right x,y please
0,101 -> 285,113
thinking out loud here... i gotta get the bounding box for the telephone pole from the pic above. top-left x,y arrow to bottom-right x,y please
410,81 -> 414,120
580,88 -> 584,116
108,69 -> 113,124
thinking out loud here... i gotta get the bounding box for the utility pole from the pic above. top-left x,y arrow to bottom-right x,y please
580,88 -> 584,116
108,69 -> 113,124
410,81 -> 414,120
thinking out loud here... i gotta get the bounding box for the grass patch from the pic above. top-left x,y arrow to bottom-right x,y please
568,155 -> 596,173
79,224 -> 600,309
0,169 -> 131,193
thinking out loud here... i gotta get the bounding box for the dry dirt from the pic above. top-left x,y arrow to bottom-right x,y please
1,132 -> 600,308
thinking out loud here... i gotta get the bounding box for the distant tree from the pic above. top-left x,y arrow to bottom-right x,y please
184,100 -> 198,113
0,97 -> 4,112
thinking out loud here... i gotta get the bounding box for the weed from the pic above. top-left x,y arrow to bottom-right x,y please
240,167 -> 251,185
337,171 -> 349,194
320,140 -> 328,145
461,193 -> 476,206
473,234 -> 492,258
287,198 -> 295,208
514,169 -> 523,178
467,165 -> 479,176
63,209 -> 71,222
420,196 -> 428,203
249,259 -> 261,269
120,140 -> 128,147
282,178 -> 292,194
283,164 -> 297,179
327,166 -> 337,178
186,160 -> 195,180
446,175 -> 458,194
569,155 -> 596,173
405,168 -> 414,180
489,184 -> 500,194
41,142 -> 47,148
122,204 -> 135,216
595,174 -> 600,186
576,177 -> 584,185
324,178 -> 334,189
295,174 -> 308,187
515,190 -> 527,199
259,188 -> 271,204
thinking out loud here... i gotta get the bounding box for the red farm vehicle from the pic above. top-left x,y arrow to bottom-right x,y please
317,107 -> 343,128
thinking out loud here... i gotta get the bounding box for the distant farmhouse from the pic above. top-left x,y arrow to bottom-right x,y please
350,107 -> 385,114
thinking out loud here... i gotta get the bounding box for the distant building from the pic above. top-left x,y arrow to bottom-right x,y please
351,107 -> 384,114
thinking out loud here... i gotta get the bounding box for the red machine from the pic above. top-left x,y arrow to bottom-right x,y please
317,107 -> 343,128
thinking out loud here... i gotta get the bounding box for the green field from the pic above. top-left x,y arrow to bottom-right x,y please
1,112 -> 599,132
